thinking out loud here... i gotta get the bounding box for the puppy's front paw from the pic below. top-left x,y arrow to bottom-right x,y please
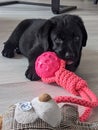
2,48 -> 14,58
25,67 -> 40,81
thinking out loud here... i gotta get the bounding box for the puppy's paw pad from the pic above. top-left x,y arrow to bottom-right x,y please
2,49 -> 14,58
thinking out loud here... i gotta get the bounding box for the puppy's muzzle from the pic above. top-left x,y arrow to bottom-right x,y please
65,52 -> 75,65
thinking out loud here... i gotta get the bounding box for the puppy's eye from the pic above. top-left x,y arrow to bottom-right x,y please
74,36 -> 80,41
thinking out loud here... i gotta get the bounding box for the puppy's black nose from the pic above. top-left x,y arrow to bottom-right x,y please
65,52 -> 75,59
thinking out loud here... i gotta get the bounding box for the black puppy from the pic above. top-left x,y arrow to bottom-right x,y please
2,14 -> 87,81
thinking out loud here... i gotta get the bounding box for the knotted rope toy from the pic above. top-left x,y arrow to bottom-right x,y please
1,93 -> 98,130
35,51 -> 98,121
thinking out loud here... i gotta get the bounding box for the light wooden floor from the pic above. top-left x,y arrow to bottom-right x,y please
0,0 -> 98,122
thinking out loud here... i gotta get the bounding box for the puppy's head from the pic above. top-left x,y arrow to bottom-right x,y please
38,15 -> 87,69
50,15 -> 87,65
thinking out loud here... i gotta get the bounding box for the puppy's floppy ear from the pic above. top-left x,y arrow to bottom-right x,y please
72,15 -> 87,47
37,20 -> 54,51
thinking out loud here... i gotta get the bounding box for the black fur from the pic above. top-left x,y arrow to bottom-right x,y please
2,14 -> 87,81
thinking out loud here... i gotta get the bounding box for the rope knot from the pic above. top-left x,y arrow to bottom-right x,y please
74,79 -> 87,95
55,67 -> 87,96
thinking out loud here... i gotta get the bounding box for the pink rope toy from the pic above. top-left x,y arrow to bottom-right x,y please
35,51 -> 98,122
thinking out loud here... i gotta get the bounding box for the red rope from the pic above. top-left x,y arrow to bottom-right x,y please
35,51 -> 98,121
